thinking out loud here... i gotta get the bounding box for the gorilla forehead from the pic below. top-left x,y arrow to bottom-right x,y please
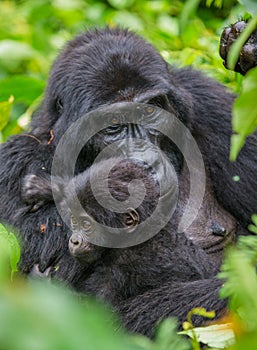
46,27 -> 171,110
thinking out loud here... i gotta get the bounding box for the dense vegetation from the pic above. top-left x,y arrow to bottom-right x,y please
1,0 -> 257,349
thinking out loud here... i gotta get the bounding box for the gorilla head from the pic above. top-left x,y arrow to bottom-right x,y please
34,28 -> 190,135
31,28 -> 192,174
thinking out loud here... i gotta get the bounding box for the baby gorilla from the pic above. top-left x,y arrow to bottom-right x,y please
23,157 -> 235,335
22,158 -> 232,336
23,158 -> 219,284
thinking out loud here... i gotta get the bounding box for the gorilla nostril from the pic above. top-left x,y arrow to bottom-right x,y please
211,223 -> 227,237
69,234 -> 82,247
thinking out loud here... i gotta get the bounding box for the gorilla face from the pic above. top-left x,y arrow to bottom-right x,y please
64,158 -> 162,250
32,28 -> 192,174
43,28 -> 174,133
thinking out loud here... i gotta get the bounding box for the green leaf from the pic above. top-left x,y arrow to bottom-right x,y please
238,0 -> 257,13
248,214 -> 257,234
219,242 -> 257,327
179,0 -> 202,34
113,11 -> 144,31
0,40 -> 36,70
155,318 -> 191,350
230,67 -> 257,160
205,0 -> 223,8
0,224 -> 20,280
0,76 -> 45,105
107,0 -> 135,9
248,224 -> 257,234
0,281 -> 136,350
230,134 -> 246,162
0,95 -> 14,131
252,214 -> 257,226
180,323 -> 235,349
8,232 -> 21,280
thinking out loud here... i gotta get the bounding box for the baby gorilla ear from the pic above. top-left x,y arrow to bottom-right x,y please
124,209 -> 140,232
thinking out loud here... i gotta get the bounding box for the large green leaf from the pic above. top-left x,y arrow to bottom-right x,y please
179,0 -> 202,34
0,223 -> 20,281
0,76 -> 45,105
230,67 -> 257,161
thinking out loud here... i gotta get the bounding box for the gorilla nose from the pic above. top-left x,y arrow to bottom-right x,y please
69,233 -> 83,249
211,223 -> 227,237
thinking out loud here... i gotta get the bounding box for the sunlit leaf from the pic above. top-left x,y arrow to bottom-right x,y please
0,40 -> 35,70
0,95 -> 14,131
0,76 -> 45,105
230,67 -> 257,160
180,323 -> 235,349
179,0 -> 202,34
0,224 -> 20,280
8,232 -> 21,280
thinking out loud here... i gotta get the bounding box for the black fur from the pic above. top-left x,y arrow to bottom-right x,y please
0,27 -> 256,336
21,159 -> 226,337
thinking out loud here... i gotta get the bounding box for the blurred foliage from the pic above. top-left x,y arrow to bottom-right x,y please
0,223 -> 191,350
0,223 -> 20,282
3,220 -> 257,349
219,232 -> 257,350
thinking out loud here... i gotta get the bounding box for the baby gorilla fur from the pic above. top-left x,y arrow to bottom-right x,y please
22,158 -> 227,337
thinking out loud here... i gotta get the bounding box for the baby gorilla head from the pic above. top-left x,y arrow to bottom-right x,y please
64,158 -> 161,262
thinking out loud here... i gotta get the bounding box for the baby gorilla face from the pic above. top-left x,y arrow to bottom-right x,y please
68,211 -> 104,264
68,209 -> 140,263
65,158 -> 160,263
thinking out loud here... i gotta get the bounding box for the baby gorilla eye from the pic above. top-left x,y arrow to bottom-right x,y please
56,98 -> 63,114
81,218 -> 92,231
70,215 -> 78,226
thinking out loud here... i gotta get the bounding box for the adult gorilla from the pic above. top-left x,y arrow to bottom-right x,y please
0,26 -> 256,335
31,27 -> 257,229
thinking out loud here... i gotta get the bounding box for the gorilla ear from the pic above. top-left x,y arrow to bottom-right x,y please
124,209 -> 140,231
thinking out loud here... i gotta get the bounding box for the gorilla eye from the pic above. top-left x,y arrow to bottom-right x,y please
55,98 -> 63,114
81,218 -> 92,231
106,124 -> 123,135
124,209 -> 140,231
148,95 -> 168,109
70,215 -> 78,226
